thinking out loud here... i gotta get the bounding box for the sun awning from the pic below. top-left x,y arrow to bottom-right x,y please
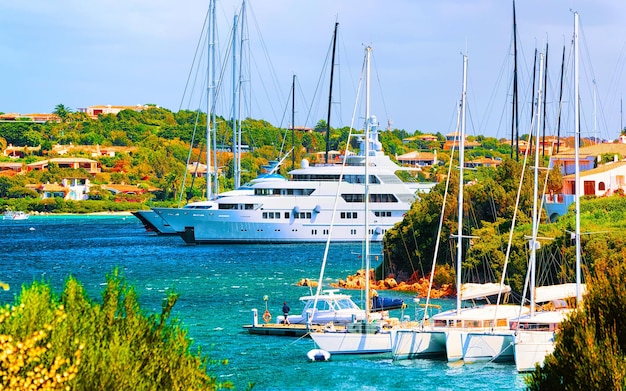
534,283 -> 587,303
460,283 -> 511,301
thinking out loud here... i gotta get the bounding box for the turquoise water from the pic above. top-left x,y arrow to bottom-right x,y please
1,216 -> 528,390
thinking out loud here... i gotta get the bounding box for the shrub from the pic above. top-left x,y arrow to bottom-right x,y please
0,270 -> 231,390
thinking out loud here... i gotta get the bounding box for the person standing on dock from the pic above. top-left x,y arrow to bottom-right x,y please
282,302 -> 290,325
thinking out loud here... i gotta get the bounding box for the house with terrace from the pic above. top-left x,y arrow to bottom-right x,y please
543,143 -> 626,220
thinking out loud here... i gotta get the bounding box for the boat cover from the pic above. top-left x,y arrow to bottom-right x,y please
460,283 -> 511,301
534,283 -> 587,303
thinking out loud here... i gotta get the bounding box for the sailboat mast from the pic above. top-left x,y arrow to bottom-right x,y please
210,0 -> 219,197
511,0 -> 519,161
236,0 -> 247,189
456,54 -> 468,314
542,42 -> 548,157
530,52 -> 545,317
325,22 -> 338,165
530,49 -> 537,139
207,0 -> 216,199
231,13 -> 239,189
574,11 -> 582,304
556,45 -> 565,154
364,46 -> 372,315
291,74 -> 296,170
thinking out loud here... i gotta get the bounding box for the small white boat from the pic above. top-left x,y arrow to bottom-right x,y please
243,290 -> 381,337
3,211 -> 30,221
276,290 -> 379,326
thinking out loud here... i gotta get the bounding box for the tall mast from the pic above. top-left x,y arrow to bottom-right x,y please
235,0 -> 247,189
207,0 -> 217,199
325,22 -> 338,165
542,42 -> 548,157
456,54 -> 468,314
574,11 -> 582,304
556,45 -> 565,154
530,49 -> 537,143
364,46 -> 372,315
530,52 -> 545,317
593,79 -> 597,144
511,0 -> 519,161
231,13 -> 239,189
210,0 -> 218,197
291,74 -> 296,170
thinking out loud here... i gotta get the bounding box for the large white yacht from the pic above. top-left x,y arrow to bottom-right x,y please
153,122 -> 434,244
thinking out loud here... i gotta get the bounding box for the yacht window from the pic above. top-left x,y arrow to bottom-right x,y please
341,194 -> 364,203
370,194 -> 399,203
337,299 -> 358,310
315,301 -> 331,311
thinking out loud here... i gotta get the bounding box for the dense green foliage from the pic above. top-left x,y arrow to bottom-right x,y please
382,157 -> 553,291
526,243 -> 626,390
0,105 -> 517,212
381,155 -> 626,298
0,270 -> 231,390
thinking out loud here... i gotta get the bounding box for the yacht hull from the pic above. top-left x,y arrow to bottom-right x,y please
392,329 -> 446,360
155,207 -> 394,243
463,330 -> 516,363
310,329 -> 393,355
514,331 -> 555,372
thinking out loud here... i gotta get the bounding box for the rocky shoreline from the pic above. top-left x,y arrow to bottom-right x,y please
297,269 -> 455,298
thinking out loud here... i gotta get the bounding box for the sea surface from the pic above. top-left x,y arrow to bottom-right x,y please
1,215 -> 528,390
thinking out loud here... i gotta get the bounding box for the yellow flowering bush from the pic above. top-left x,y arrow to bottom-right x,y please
0,270 -> 231,390
0,304 -> 82,391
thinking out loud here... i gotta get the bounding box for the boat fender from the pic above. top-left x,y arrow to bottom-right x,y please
263,310 -> 272,323
313,205 -> 321,213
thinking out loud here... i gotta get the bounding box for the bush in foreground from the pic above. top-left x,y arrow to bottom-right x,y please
526,257 -> 626,390
0,270 -> 232,390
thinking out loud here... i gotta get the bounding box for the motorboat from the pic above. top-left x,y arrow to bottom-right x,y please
278,290 -> 376,325
153,124 -> 432,244
3,211 -> 30,221
242,290 -> 380,337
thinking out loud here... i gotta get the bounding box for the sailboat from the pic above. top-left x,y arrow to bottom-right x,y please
459,49 -> 552,365
133,0 -> 220,234
393,54 -> 525,362
511,11 -> 586,372
308,46 -> 399,355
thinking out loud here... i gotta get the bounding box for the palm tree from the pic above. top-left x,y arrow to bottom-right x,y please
53,104 -> 73,122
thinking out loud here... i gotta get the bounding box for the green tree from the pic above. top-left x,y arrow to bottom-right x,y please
53,103 -> 73,122
0,270 -> 231,390
527,249 -> 626,390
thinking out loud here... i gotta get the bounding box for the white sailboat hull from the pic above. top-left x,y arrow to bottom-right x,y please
392,329 -> 446,359
513,331 -> 555,372
462,329 -> 516,363
310,329 -> 394,355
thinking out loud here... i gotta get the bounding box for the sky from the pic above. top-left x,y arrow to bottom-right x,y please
1,1 -> 625,142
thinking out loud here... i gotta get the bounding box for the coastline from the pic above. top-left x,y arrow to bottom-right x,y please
28,211 -> 134,217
